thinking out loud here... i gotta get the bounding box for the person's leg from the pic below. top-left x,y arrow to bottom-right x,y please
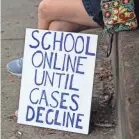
8,0 -> 102,117
38,0 -> 100,30
7,21 -> 92,77
48,21 -> 92,32
7,0 -> 101,77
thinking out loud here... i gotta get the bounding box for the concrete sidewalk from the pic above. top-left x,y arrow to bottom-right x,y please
1,0 -> 117,138
118,30 -> 139,139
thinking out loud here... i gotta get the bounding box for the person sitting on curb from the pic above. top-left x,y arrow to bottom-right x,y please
7,0 -> 139,118
7,0 -> 104,77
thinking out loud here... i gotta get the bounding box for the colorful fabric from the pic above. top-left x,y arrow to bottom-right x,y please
101,0 -> 138,33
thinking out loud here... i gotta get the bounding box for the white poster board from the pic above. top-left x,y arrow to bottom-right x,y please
18,28 -> 98,134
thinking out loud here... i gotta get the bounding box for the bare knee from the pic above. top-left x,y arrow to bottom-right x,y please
38,0 -> 52,19
38,0 -> 51,11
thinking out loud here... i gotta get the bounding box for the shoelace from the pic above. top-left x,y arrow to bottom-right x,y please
19,58 -> 23,66
17,58 -> 23,68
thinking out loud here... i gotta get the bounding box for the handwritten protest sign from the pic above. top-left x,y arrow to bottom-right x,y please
18,28 -> 98,134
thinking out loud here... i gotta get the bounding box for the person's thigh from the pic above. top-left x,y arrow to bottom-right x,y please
39,0 -> 99,27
